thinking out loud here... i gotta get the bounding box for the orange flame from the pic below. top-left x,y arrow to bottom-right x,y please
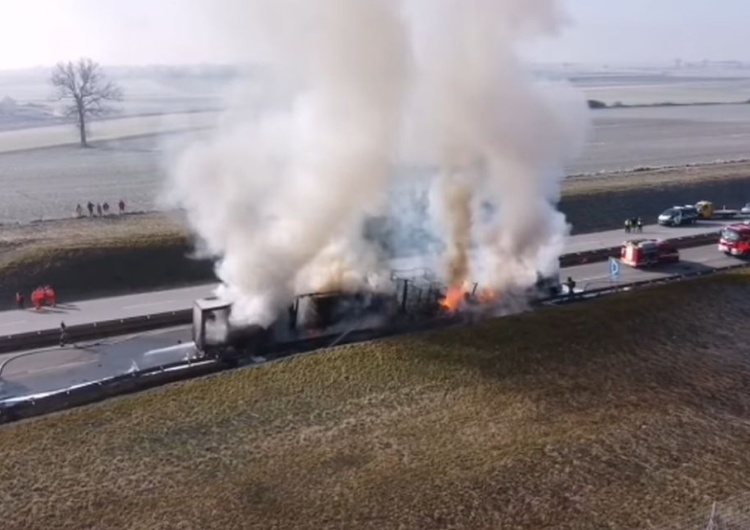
477,288 -> 498,305
440,286 -> 466,313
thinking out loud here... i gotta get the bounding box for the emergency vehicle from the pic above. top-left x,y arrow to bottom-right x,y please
658,205 -> 699,226
620,239 -> 680,268
718,223 -> 750,256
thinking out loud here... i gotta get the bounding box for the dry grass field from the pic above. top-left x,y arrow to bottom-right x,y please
564,159 -> 750,196
1,272 -> 749,529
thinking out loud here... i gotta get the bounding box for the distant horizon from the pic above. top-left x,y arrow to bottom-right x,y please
4,58 -> 750,76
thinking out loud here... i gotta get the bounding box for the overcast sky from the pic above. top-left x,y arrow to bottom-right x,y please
0,0 -> 747,70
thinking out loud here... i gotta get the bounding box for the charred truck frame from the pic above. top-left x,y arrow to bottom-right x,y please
192,270 -> 562,363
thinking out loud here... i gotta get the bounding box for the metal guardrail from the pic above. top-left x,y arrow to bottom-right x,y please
1,260 -> 747,425
557,230 -> 721,268
0,309 -> 192,354
540,260 -> 750,306
0,359 -> 221,424
0,229 -> 723,354
0,314 -> 465,424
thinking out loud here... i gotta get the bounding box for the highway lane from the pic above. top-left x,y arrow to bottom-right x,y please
562,219 -> 728,254
562,243 -> 740,291
0,221 -> 730,336
0,327 -> 194,403
0,284 -> 217,336
0,242 -> 742,404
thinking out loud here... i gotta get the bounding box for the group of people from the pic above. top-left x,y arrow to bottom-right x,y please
624,217 -> 643,233
75,199 -> 126,218
16,286 -> 56,310
15,288 -> 68,346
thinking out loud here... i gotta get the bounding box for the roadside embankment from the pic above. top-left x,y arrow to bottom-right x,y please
2,161 -> 749,308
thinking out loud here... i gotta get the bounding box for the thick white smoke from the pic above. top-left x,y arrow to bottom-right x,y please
405,0 -> 589,292
168,0 -> 409,326
168,0 -> 588,326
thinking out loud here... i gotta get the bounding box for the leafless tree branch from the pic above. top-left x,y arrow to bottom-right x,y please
50,57 -> 123,147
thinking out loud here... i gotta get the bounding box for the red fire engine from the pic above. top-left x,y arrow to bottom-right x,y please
718,223 -> 750,256
620,239 -> 680,268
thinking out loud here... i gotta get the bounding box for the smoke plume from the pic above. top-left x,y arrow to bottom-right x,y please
428,172 -> 475,286
168,0 -> 588,326
169,0 -> 409,326
405,0 -> 589,293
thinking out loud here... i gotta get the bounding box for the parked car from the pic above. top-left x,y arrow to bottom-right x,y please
657,205 -> 699,226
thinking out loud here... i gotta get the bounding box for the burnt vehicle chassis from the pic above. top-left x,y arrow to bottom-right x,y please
193,271 -> 561,364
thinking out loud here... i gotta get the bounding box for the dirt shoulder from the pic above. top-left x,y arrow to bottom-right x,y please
1,272 -> 749,530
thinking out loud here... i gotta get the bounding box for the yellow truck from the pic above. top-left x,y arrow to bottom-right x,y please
694,201 -> 739,220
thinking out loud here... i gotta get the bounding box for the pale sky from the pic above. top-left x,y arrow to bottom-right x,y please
0,0 -> 748,70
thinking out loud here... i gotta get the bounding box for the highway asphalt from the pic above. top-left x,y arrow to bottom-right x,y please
0,242 -> 742,404
0,220 -> 730,336
0,327 -> 195,403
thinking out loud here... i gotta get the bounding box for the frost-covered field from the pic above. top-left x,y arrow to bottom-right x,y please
542,64 -> 750,105
0,136 -> 167,223
0,130 -> 213,224
3,65 -> 750,223
0,67 -> 227,130
0,111 -> 220,153
573,104 -> 750,175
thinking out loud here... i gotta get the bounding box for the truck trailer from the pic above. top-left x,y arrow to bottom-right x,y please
191,270 -> 564,362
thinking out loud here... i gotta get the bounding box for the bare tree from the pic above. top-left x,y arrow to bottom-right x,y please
51,58 -> 123,147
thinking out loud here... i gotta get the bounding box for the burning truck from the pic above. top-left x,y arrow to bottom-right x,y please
191,270 -> 562,363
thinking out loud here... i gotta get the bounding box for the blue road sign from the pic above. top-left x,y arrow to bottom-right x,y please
609,257 -> 620,279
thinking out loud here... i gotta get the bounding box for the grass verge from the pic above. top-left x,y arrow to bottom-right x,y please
0,212 -> 213,309
1,271 -> 749,529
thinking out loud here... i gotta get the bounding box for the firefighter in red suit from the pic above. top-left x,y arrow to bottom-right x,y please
31,287 -> 44,310
44,285 -> 56,307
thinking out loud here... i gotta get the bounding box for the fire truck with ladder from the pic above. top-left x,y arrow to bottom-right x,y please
620,239 -> 680,268
718,222 -> 750,257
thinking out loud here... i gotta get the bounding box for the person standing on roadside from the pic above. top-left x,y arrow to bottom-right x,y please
96,203 -> 103,217
75,204 -> 83,218
87,201 -> 94,217
636,217 -> 643,233
624,219 -> 631,234
32,287 -> 44,310
565,276 -> 577,298
59,321 -> 68,347
44,285 -> 56,307
118,199 -> 126,215
15,291 -> 24,309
